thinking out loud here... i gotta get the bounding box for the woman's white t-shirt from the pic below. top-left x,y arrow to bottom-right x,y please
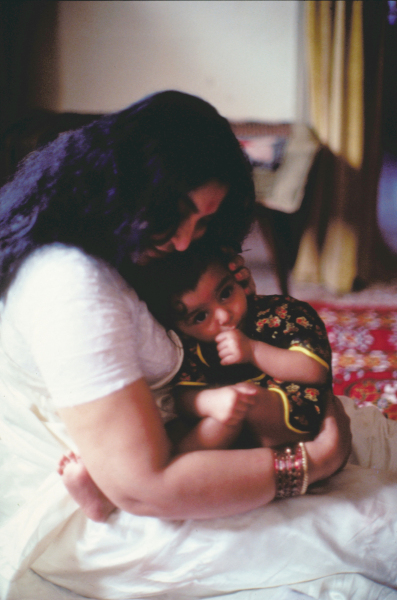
0,244 -> 183,411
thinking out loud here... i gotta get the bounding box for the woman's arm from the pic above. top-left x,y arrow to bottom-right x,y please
305,391 -> 352,479
59,380 -> 351,520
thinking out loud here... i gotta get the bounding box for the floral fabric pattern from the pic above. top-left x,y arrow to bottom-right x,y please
174,295 -> 332,435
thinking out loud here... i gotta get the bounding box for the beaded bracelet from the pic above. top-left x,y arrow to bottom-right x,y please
273,442 -> 309,498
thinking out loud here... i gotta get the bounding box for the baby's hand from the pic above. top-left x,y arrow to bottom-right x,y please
207,383 -> 259,426
216,329 -> 253,365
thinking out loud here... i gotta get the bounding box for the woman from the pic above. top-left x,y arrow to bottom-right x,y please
0,91 -> 395,600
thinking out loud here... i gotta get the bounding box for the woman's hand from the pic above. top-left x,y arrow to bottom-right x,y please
227,253 -> 256,296
305,392 -> 352,485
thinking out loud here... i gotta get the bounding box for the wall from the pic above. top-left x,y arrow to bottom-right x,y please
57,0 -> 299,121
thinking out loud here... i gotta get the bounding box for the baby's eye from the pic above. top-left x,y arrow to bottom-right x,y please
193,311 -> 207,324
220,285 -> 234,300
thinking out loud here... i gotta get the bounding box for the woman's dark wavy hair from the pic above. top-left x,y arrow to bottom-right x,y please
0,90 -> 255,295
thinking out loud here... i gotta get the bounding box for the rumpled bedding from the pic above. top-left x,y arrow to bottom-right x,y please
1,397 -> 397,600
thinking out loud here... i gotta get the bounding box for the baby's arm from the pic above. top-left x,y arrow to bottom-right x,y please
216,329 -> 327,385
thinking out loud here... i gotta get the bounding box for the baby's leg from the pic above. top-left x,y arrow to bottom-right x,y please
173,384 -> 256,453
58,451 -> 116,522
245,387 -> 310,448
176,416 -> 243,453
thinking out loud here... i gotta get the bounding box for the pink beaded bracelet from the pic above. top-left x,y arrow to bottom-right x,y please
273,442 -> 309,499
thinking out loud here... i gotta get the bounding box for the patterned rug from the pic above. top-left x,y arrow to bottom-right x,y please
310,302 -> 397,420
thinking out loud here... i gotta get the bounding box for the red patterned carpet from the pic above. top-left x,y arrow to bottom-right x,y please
244,225 -> 397,421
310,302 -> 397,420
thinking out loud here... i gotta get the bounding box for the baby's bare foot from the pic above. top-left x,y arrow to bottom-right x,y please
58,451 -> 116,522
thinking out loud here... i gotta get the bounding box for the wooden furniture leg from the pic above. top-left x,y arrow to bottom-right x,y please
254,203 -> 290,296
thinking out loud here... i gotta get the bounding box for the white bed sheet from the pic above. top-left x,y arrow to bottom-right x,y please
1,397 -> 397,600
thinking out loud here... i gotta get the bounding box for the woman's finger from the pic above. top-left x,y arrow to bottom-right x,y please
233,266 -> 250,282
227,254 -> 245,271
226,251 -> 257,296
233,267 -> 256,293
239,273 -> 256,295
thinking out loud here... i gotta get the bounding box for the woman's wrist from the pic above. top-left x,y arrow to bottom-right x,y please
304,435 -> 344,484
271,412 -> 350,497
304,393 -> 352,485
272,442 -> 309,498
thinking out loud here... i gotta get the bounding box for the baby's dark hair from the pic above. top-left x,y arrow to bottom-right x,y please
134,242 -> 233,331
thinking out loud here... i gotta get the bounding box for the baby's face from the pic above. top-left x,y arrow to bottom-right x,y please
175,263 -> 248,343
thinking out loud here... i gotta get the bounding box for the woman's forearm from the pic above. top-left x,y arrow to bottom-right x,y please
113,403 -> 347,520
175,417 -> 242,453
60,382 -> 275,520
117,446 -> 276,519
59,381 -> 350,521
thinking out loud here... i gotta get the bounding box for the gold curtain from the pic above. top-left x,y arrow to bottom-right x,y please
293,0 -> 395,293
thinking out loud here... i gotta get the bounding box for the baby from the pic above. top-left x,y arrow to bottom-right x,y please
59,247 -> 332,519
154,247 -> 332,453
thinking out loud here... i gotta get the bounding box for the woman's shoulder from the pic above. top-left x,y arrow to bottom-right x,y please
17,244 -> 111,282
5,244 -> 142,330
13,244 -> 133,299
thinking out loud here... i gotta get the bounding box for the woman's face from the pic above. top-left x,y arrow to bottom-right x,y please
136,180 -> 228,264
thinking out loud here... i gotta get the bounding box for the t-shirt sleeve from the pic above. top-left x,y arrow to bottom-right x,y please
12,248 -> 147,407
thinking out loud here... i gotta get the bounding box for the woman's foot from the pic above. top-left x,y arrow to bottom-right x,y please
58,451 -> 116,522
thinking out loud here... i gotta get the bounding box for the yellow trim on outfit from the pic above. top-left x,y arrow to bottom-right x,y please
289,346 -> 329,369
196,343 -> 210,367
177,373 -> 265,388
268,386 -> 310,434
176,381 -> 207,387
246,373 -> 266,385
196,344 -> 266,386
